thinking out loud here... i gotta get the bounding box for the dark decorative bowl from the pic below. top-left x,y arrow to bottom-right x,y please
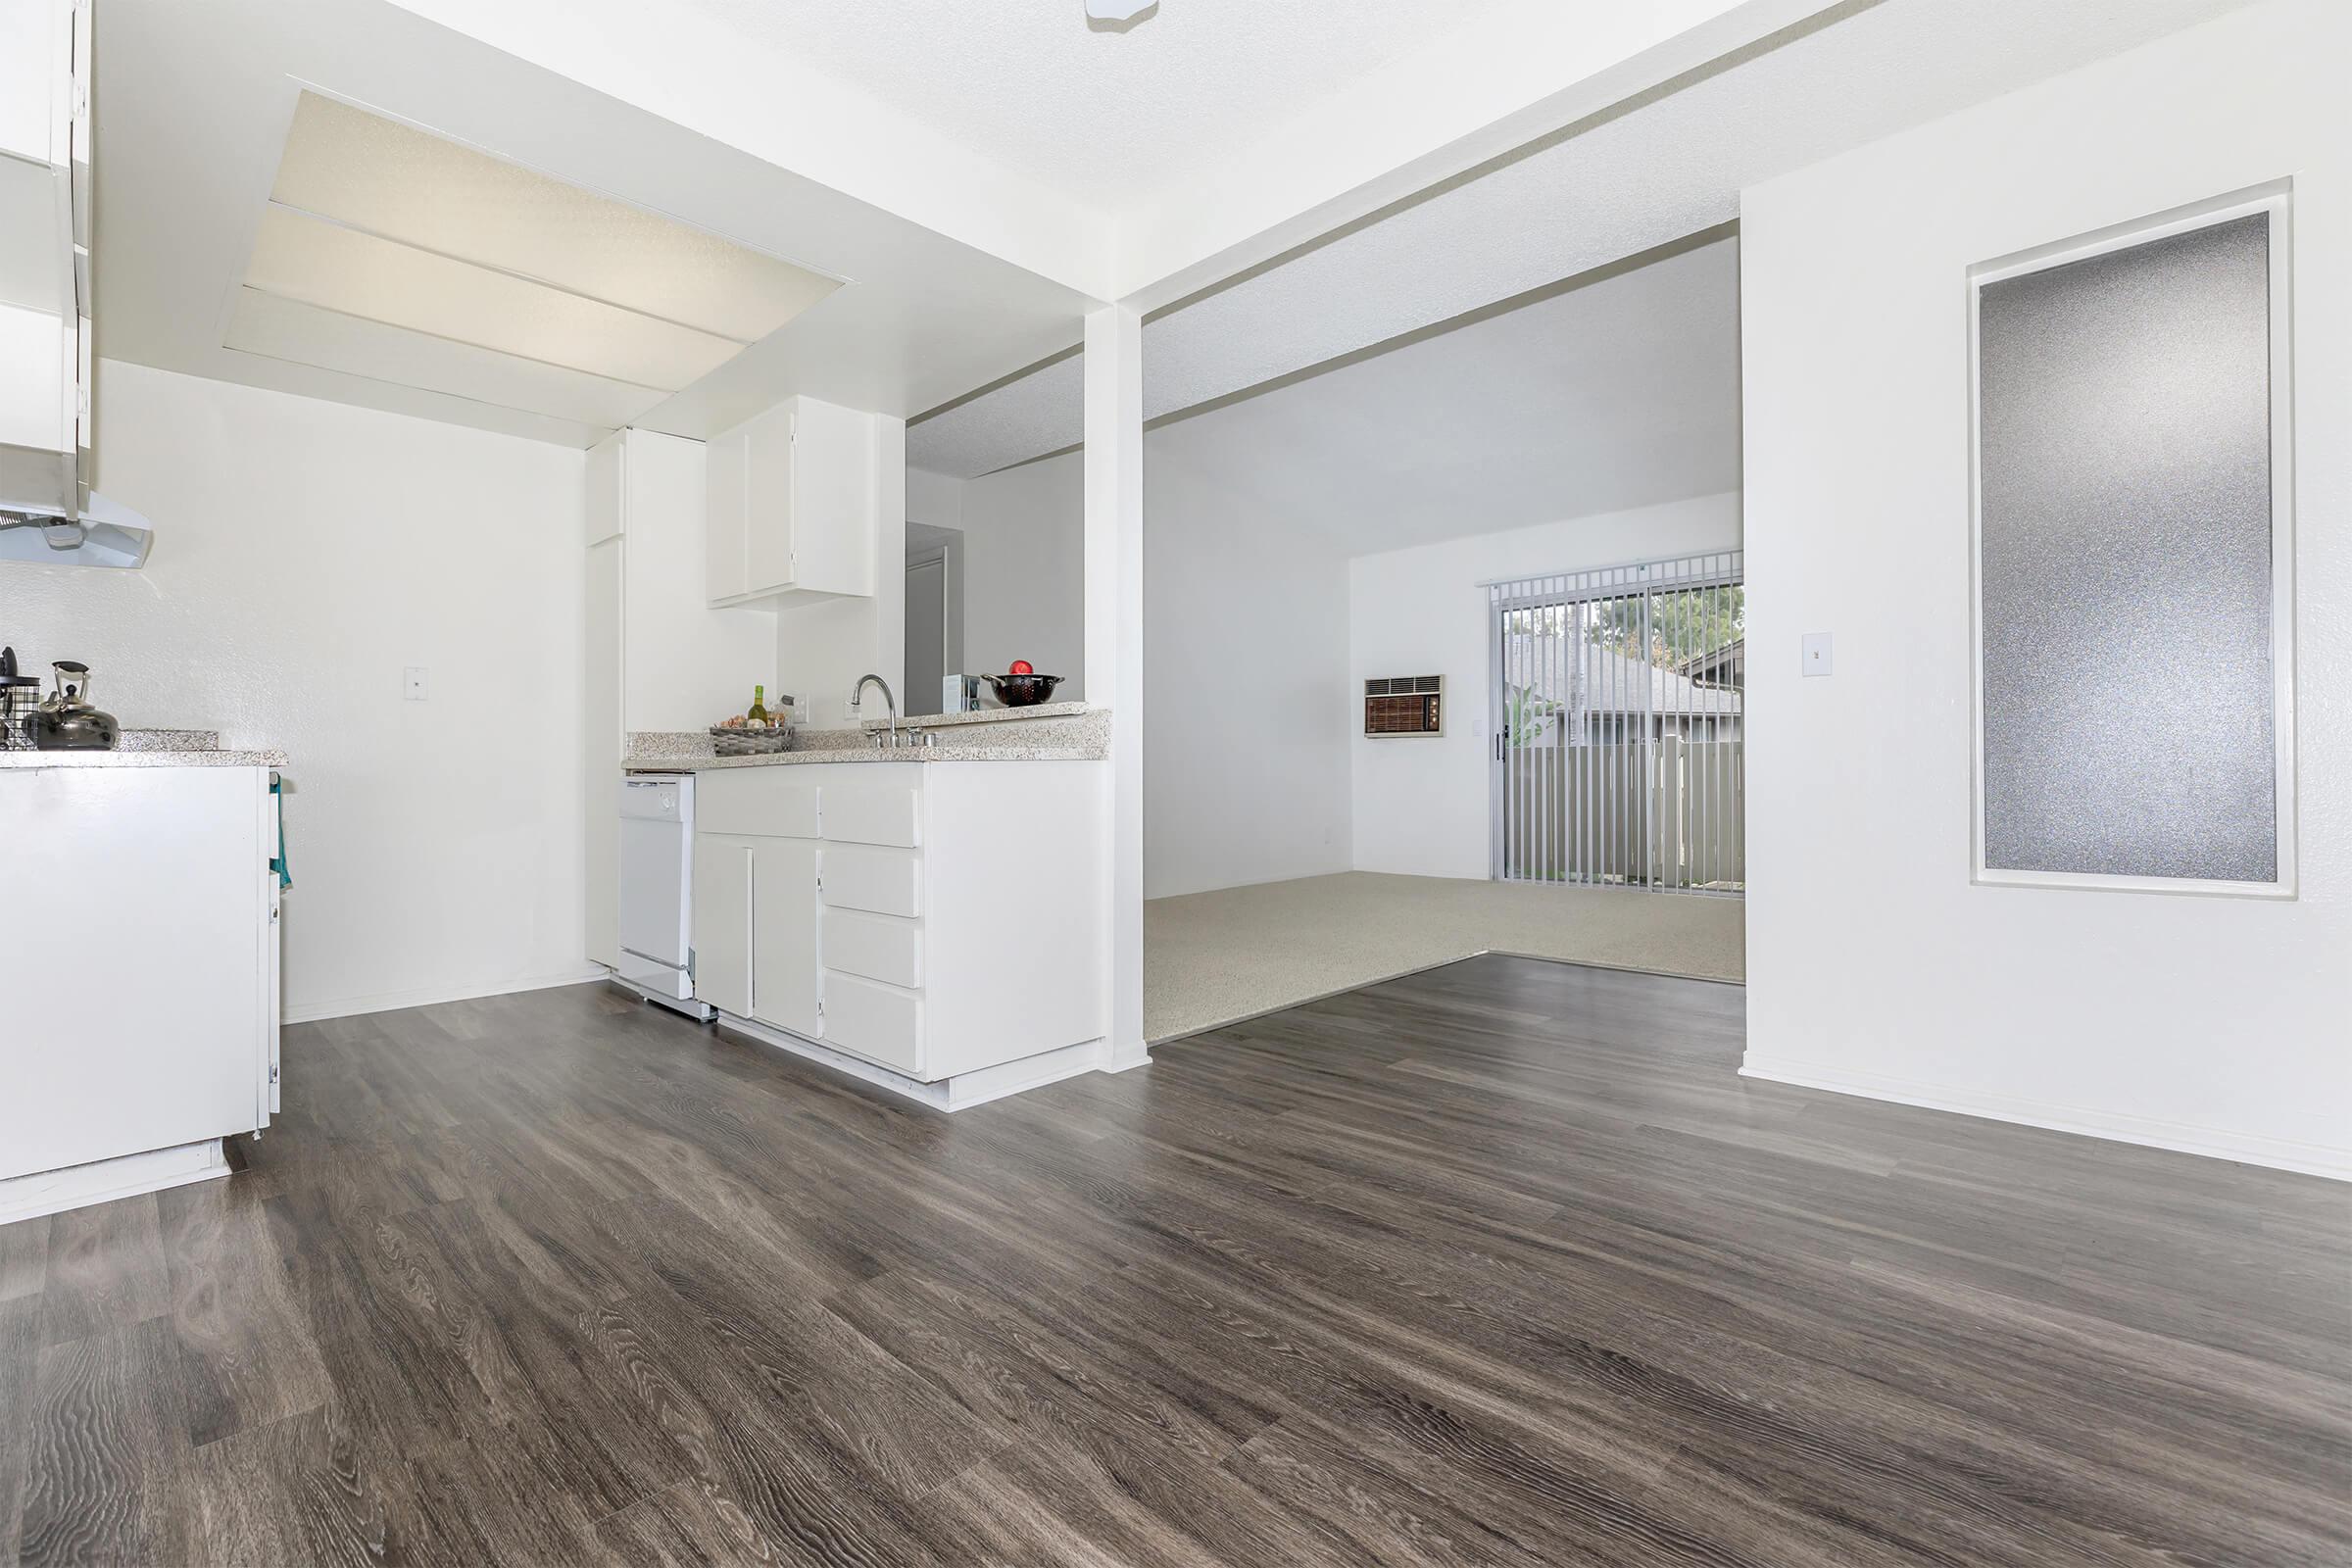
980,673 -> 1063,708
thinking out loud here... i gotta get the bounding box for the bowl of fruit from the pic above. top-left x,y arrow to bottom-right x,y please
979,660 -> 1062,708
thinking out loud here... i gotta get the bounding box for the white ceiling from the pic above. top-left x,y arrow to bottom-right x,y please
669,0 -> 1541,209
385,0 -> 1807,303
908,0 -> 2257,477
92,0 -> 2254,464
95,0 -> 1096,447
1137,233 -> 1741,556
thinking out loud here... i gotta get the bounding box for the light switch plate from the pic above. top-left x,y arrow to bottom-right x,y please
1801,633 -> 1834,677
404,665 -> 428,701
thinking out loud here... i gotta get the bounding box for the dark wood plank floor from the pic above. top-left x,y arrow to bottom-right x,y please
2,955 -> 2345,1566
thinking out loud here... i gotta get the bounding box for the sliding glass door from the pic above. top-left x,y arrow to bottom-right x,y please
1488,552 -> 1743,895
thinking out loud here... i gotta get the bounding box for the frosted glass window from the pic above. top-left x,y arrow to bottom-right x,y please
1973,200 -> 2290,891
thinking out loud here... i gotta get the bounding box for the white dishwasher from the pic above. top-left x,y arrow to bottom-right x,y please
618,773 -> 714,1020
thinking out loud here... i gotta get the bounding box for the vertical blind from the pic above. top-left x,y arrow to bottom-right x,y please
1488,551 -> 1744,896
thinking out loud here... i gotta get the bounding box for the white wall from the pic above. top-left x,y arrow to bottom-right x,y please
906,465 -> 964,537
1740,0 -> 2351,1177
949,454 -> 1087,698
1348,493 -> 1742,880
915,448 -> 1358,900
617,430 -> 776,731
5,363 -> 595,1021
1145,445 -> 1354,899
775,418 -> 906,727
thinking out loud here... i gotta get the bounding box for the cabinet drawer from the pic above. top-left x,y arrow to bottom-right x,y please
820,844 -> 921,917
820,784 -> 921,848
822,908 -> 922,990
822,973 -> 922,1074
698,772 -> 820,838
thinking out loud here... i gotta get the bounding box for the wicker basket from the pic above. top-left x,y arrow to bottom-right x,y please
710,725 -> 793,757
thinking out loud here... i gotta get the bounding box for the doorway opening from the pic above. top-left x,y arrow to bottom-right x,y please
903,522 -> 964,715
1489,550 -> 1743,894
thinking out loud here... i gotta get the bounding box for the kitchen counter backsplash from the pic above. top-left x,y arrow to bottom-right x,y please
116,728 -> 222,751
882,700 -> 1094,730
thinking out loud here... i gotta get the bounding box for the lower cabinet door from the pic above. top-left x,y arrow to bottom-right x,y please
750,839 -> 822,1040
821,973 -> 923,1075
691,835 -> 753,1017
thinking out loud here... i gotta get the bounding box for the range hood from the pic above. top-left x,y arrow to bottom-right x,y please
0,492 -> 155,569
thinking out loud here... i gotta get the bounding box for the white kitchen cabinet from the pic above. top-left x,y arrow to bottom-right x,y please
821,973 -> 922,1074
691,828 -> 819,1034
740,401 -> 795,596
691,834 -> 753,1017
751,837 -> 822,1039
0,0 -> 78,169
704,394 -> 879,609
704,416 -> 748,602
820,843 -> 922,918
0,762 -> 280,1223
0,0 -> 92,518
689,760 -> 1105,1107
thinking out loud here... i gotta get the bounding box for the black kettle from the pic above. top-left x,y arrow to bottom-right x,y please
31,661 -> 120,751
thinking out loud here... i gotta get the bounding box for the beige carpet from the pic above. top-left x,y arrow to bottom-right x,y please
1145,871 -> 1744,1044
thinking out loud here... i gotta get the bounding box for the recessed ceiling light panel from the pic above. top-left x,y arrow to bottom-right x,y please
270,93 -> 840,343
243,205 -> 743,391
229,93 -> 848,434
223,287 -> 666,429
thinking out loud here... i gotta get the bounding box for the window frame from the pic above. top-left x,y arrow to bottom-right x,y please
1966,182 -> 2297,900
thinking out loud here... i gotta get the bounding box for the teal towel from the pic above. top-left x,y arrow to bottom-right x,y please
270,775 -> 292,890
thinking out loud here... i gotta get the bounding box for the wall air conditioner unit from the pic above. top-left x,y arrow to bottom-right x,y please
1364,675 -> 1444,736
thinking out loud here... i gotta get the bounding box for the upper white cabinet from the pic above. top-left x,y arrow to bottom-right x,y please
0,0 -> 92,518
705,394 -> 880,608
0,0 -> 81,170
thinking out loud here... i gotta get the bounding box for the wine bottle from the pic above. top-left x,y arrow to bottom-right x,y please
747,684 -> 769,727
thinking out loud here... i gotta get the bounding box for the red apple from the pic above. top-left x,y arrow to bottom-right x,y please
1009,660 -> 1034,675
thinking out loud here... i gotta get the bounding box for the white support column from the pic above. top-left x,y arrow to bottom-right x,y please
1084,305 -> 1148,1071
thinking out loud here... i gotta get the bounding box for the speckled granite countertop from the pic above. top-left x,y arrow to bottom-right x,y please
626,744 -> 1103,772
0,729 -> 286,767
624,708 -> 1108,772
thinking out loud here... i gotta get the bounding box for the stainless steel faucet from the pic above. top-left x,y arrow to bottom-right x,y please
851,673 -> 899,748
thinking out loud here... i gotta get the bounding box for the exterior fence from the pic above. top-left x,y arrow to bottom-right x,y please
1499,738 -> 1743,893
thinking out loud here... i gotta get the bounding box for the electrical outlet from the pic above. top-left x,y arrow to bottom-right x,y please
404,665 -> 428,701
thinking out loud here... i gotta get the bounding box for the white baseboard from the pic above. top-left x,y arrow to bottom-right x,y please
710,1011 -> 1108,1112
284,965 -> 608,1025
1740,1055 -> 2351,1182
0,1139 -> 230,1225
